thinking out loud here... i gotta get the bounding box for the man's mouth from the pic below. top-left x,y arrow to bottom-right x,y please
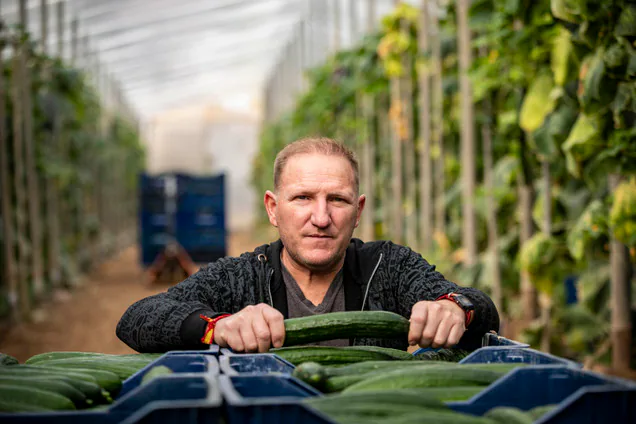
307,234 -> 332,238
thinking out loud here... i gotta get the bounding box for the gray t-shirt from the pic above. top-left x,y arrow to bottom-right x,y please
281,262 -> 348,347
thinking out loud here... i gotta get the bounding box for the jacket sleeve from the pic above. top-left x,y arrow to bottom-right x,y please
392,244 -> 500,350
116,257 -> 250,353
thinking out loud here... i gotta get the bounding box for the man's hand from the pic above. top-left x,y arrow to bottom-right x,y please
213,303 -> 285,353
408,300 -> 466,348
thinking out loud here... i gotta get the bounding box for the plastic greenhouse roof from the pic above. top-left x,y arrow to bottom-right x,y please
0,0 -> 423,118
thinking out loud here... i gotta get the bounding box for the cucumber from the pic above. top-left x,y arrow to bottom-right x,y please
527,404 -> 557,420
0,384 -> 76,411
345,346 -> 414,360
0,365 -> 114,401
485,406 -> 533,424
414,348 -> 470,362
292,362 -> 327,389
392,410 -> 495,424
25,352 -> 162,364
141,365 -> 173,385
410,386 -> 485,401
30,365 -> 122,394
324,374 -> 370,392
283,311 -> 410,346
272,346 -> 396,365
304,389 -> 446,410
33,358 -> 144,380
0,353 -> 19,366
322,360 -> 453,378
343,365 -> 503,393
0,376 -> 87,407
310,402 -> 438,418
0,400 -> 54,412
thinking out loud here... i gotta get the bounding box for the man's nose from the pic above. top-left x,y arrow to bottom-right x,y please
310,199 -> 331,228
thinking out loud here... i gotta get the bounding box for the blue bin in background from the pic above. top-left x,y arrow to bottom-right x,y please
138,172 -> 227,266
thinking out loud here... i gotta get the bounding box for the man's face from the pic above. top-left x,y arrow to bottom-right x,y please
264,153 -> 365,272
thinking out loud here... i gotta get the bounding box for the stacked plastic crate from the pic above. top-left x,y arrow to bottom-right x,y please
2,337 -> 635,423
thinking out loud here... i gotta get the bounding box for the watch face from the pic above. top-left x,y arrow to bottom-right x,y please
452,294 -> 475,311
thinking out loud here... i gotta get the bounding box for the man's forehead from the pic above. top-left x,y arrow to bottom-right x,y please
279,154 -> 356,191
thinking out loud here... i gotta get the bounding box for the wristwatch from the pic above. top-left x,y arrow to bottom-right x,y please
435,292 -> 475,327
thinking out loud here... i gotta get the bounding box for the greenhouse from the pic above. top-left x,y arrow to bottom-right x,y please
0,0 -> 635,422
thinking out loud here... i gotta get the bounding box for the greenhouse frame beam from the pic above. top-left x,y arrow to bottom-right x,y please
122,48 -> 277,88
100,23 -> 294,68
76,0 -> 291,41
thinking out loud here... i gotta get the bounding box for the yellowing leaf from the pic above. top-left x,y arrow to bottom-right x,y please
520,73 -> 557,132
551,27 -> 573,86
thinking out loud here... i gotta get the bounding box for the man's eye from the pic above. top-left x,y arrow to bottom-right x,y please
295,195 -> 309,200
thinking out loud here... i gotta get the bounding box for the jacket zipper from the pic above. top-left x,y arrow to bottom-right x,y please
361,253 -> 383,311
267,269 -> 274,307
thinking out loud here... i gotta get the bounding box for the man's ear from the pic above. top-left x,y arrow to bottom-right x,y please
264,190 -> 278,227
354,194 -> 366,228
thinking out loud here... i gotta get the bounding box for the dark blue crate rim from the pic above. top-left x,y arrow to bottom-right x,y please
220,374 -> 322,405
412,332 -> 529,357
459,347 -> 582,368
220,374 -> 333,424
539,384 -> 636,424
219,353 -> 296,375
119,374 -> 222,424
119,352 -> 220,397
447,365 -> 635,418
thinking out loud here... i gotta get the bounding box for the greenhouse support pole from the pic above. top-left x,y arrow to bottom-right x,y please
480,84 -> 502,318
609,174 -> 632,371
389,75 -> 403,244
348,0 -> 357,46
359,0 -> 376,242
42,0 -> 62,290
20,0 -> 46,299
457,0 -> 477,267
0,23 -> 19,322
11,34 -> 31,320
539,159 -> 552,352
431,1 -> 445,235
418,0 -> 432,252
76,33 -> 90,271
401,18 -> 417,250
56,0 -> 64,58
331,0 -> 341,52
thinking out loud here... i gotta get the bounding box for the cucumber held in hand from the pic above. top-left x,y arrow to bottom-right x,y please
283,311 -> 410,346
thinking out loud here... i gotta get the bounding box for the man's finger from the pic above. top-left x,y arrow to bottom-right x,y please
226,330 -> 245,352
252,313 -> 273,353
239,322 -> 258,353
446,323 -> 466,348
408,303 -> 428,346
419,308 -> 441,347
431,317 -> 452,348
263,307 -> 286,348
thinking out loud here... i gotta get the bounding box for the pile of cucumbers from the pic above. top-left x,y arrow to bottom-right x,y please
0,352 -> 162,412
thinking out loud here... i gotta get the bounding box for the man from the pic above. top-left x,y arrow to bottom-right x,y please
117,137 -> 499,353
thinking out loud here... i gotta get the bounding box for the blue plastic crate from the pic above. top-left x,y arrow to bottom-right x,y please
448,366 -> 633,417
220,374 -> 332,424
0,374 -> 222,424
459,347 -> 582,368
175,212 -> 226,232
539,384 -> 636,424
219,353 -> 296,375
412,332 -> 529,357
176,174 -> 225,197
176,228 -> 226,250
119,352 -> 219,397
177,194 -> 225,214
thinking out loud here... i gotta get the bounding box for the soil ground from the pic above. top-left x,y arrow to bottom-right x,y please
0,231 -> 271,362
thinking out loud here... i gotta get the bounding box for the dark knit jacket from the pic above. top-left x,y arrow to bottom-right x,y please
116,239 -> 500,352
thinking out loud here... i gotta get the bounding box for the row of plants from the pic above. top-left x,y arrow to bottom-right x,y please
0,27 -> 145,321
253,0 -> 636,367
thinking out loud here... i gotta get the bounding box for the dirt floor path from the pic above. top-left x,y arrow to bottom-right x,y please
0,231 -> 270,362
